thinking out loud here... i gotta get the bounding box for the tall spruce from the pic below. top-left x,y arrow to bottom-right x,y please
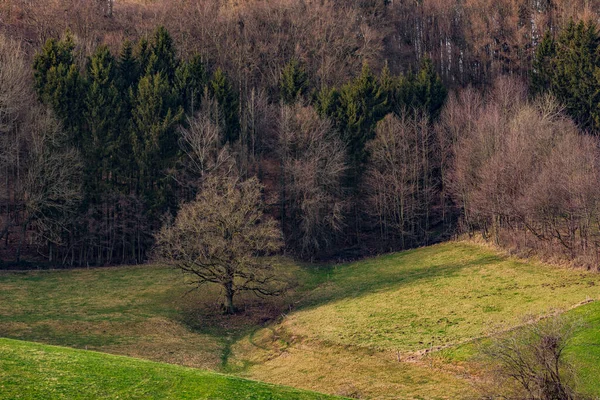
145,26 -> 178,82
175,54 -> 207,114
209,68 -> 240,143
130,72 -> 183,214
531,31 -> 557,96
84,45 -> 123,198
279,59 -> 309,104
533,20 -> 600,132
33,33 -> 86,143
337,63 -> 389,167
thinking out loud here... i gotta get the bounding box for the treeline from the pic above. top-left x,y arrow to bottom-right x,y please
2,0 -> 599,89
0,25 -> 447,265
449,79 -> 600,267
3,1 -> 600,268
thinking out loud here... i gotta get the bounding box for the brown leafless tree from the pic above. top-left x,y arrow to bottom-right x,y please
154,175 -> 284,314
365,112 -> 438,249
448,77 -> 600,267
277,103 -> 347,258
481,317 -> 581,400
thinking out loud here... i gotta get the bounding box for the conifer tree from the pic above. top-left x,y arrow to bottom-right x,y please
84,45 -> 123,197
33,33 -> 86,143
279,59 -> 308,104
118,40 -> 140,92
145,26 -> 178,82
337,63 -> 389,166
175,54 -> 207,114
531,31 -> 556,96
131,72 -> 183,213
552,21 -> 600,131
209,68 -> 240,143
413,58 -> 447,118
135,38 -> 152,78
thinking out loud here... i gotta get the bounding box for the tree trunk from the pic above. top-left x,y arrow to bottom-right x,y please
223,281 -> 235,314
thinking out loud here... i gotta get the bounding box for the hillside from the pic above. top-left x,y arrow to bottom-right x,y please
0,338 -> 337,399
229,243 -> 600,398
1,242 -> 600,398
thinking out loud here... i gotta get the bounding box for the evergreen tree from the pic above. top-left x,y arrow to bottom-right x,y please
531,31 -> 557,96
135,38 -> 152,78
279,59 -> 309,104
337,63 -> 389,166
118,40 -> 140,91
209,68 -> 240,143
145,26 -> 178,82
84,45 -> 123,197
130,72 -> 184,213
413,58 -> 447,118
33,33 -> 76,97
33,33 -> 86,144
175,54 -> 207,114
378,62 -> 396,109
314,86 -> 340,119
552,21 -> 600,131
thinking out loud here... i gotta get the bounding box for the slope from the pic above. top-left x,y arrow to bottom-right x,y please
0,338 -> 337,399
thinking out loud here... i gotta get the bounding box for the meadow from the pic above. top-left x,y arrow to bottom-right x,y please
0,338 -> 336,399
1,241 -> 600,398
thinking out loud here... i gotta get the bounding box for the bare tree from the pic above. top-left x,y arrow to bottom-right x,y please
277,103 -> 347,258
17,108 -> 82,262
448,77 -> 600,266
481,317 -> 581,400
179,95 -> 234,180
365,112 -> 437,248
154,175 -> 284,314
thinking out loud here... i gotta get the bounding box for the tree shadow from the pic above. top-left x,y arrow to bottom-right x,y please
294,251 -> 504,312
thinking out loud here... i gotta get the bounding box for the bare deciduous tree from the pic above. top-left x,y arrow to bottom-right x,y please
277,103 -> 347,258
18,108 -> 82,261
179,95 -> 234,180
482,317 -> 581,400
154,175 -> 284,314
365,112 -> 437,249
448,77 -> 600,267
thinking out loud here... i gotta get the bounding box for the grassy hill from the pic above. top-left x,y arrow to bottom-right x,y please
229,243 -> 600,398
1,241 -> 600,398
0,338 -> 337,399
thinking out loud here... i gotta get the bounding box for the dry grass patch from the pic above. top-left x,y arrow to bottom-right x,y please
229,328 -> 475,399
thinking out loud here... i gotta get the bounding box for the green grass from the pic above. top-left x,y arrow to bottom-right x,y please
434,298 -> 600,398
0,338 -> 337,399
283,242 -> 600,352
229,242 -> 600,398
550,301 -> 600,397
2,241 -> 600,398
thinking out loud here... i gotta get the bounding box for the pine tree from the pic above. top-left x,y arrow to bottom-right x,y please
552,21 -> 600,131
33,33 -> 76,97
145,26 -> 178,82
175,54 -> 207,114
531,31 -> 557,96
413,58 -> 447,118
337,63 -> 389,166
135,38 -> 152,78
279,59 -> 309,104
33,32 -> 86,143
209,68 -> 240,143
84,45 -> 123,197
118,40 -> 140,91
130,72 -> 183,213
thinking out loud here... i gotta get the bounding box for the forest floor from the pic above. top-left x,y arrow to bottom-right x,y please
0,241 -> 599,399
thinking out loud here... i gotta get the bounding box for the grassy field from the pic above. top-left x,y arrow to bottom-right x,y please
1,241 -> 600,398
229,242 -> 600,398
0,338 -> 337,399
